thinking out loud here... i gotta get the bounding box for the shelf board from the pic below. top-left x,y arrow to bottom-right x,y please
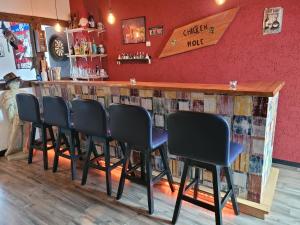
65,27 -> 105,34
67,54 -> 107,58
117,58 -> 151,64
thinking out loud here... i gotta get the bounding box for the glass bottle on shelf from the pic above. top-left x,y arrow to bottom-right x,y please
74,39 -> 80,55
92,39 -> 97,54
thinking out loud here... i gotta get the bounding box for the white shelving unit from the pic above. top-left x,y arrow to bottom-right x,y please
65,27 -> 107,80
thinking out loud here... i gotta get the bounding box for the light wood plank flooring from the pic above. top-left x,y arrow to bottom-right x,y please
0,151 -> 299,225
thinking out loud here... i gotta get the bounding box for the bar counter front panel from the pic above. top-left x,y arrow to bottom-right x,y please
34,80 -> 283,204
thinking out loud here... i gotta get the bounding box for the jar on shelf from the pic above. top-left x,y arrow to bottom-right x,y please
98,44 -> 105,54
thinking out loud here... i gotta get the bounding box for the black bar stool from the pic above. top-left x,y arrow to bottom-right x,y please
167,111 -> 243,225
108,104 -> 174,214
16,93 -> 55,170
71,99 -> 125,196
43,96 -> 82,180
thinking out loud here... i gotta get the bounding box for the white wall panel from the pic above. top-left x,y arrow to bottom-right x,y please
0,0 -> 70,20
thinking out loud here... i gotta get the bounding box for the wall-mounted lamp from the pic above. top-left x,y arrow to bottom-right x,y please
215,0 -> 226,5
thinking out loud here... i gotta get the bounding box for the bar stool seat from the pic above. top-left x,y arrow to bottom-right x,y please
151,128 -> 168,149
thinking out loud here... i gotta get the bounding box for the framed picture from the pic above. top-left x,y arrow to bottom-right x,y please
121,16 -> 146,44
10,22 -> 33,69
263,7 -> 284,35
149,25 -> 164,36
0,43 -> 4,57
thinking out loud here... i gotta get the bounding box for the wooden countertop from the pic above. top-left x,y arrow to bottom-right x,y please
33,80 -> 285,97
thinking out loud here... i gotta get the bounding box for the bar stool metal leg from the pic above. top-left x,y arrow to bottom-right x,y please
159,145 -> 174,192
48,126 -> 56,149
28,124 -> 36,164
145,150 -> 154,214
194,168 -> 200,199
104,140 -> 112,196
212,166 -> 222,225
81,136 -> 93,185
172,159 -> 190,224
41,125 -> 48,170
224,167 -> 239,215
117,146 -> 132,200
53,129 -> 62,173
70,131 -> 77,180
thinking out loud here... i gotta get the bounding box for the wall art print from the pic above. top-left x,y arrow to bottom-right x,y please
121,17 -> 146,44
263,7 -> 284,35
10,22 -> 33,69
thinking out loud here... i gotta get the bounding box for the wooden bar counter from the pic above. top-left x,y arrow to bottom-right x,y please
33,80 -> 284,219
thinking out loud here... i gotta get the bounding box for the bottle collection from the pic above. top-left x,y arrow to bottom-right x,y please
70,39 -> 105,56
118,52 -> 150,60
117,52 -> 151,64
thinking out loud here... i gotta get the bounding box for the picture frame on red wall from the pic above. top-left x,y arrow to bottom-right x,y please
121,16 -> 146,44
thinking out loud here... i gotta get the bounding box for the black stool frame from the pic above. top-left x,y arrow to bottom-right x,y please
28,123 -> 55,170
117,143 -> 174,214
172,159 -> 239,225
53,127 -> 82,180
81,136 -> 126,196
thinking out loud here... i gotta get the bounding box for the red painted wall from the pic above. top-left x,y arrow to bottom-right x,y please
70,0 -> 300,163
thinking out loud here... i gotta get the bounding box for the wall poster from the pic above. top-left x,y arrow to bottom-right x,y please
10,22 -> 33,69
263,7 -> 283,35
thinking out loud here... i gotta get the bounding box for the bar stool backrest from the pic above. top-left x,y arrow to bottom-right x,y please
167,111 -> 230,166
43,96 -> 70,129
108,104 -> 152,150
16,93 -> 41,124
71,99 -> 107,137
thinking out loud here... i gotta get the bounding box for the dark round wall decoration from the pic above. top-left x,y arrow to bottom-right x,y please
48,35 -> 67,61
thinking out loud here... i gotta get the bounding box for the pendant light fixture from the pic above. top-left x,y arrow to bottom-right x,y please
107,0 -> 116,25
54,0 -> 62,32
215,0 -> 226,5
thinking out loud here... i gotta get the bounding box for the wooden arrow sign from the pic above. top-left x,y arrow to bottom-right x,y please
159,7 -> 239,58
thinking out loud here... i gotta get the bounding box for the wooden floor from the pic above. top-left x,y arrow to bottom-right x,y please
0,151 -> 299,225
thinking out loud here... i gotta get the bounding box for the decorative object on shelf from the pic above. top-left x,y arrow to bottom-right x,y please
121,17 -> 146,44
263,7 -> 283,35
79,18 -> 89,28
159,7 -> 239,58
117,52 -> 151,64
97,22 -> 105,30
69,13 -> 79,29
49,35 -> 67,61
0,42 -> 5,57
97,44 -> 105,54
88,14 -> 96,28
149,25 -> 164,36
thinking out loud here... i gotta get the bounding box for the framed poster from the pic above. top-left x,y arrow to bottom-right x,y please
121,17 -> 146,44
10,22 -> 33,69
149,25 -> 164,36
263,7 -> 283,35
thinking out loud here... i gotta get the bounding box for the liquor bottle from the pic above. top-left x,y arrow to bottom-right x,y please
92,39 -> 97,54
74,39 -> 80,55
